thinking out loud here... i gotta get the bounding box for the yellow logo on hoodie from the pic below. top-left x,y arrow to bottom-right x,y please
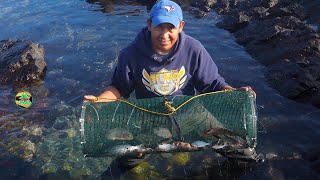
142,66 -> 186,96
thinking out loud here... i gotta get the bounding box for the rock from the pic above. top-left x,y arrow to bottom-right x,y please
53,118 -> 69,130
262,0 -> 279,8
58,132 -> 68,139
0,40 -> 47,86
172,152 -> 190,166
188,7 -> 207,18
190,0 -> 217,12
208,0 -> 320,106
311,94 -> 320,108
267,60 -> 320,100
29,135 -> 43,144
217,11 -> 251,32
302,0 -> 320,26
267,3 -> 305,20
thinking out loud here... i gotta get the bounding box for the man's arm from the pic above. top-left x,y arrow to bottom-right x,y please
84,86 -> 121,102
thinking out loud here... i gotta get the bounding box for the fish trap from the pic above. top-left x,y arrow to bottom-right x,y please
79,91 -> 262,161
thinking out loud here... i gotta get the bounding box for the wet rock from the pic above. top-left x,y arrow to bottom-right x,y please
304,149 -> 320,173
234,16 -> 312,47
267,3 -> 305,20
38,170 -> 71,180
66,128 -> 78,138
0,40 -> 47,86
262,0 -> 278,8
45,102 -> 75,127
302,0 -> 320,26
311,94 -> 320,108
126,162 -> 161,179
267,60 -> 320,100
217,10 -> 252,32
29,135 -> 43,144
58,132 -> 68,139
43,120 -> 55,129
196,0 -> 320,107
53,120 -> 69,131
51,103 -> 75,117
172,152 -> 190,166
188,7 -> 207,18
52,116 -> 73,131
190,0 -> 217,12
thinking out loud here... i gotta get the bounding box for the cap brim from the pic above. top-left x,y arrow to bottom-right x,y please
152,16 -> 181,28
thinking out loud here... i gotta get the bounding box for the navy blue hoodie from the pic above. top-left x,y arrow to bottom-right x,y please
111,27 -> 228,99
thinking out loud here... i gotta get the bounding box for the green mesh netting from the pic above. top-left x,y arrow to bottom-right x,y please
79,91 -> 257,157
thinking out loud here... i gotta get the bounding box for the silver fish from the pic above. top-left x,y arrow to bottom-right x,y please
106,145 -> 142,155
211,144 -> 226,149
105,128 -> 133,140
191,140 -> 210,148
157,143 -> 177,151
153,127 -> 172,139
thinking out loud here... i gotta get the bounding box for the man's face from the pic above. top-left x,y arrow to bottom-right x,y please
147,20 -> 185,54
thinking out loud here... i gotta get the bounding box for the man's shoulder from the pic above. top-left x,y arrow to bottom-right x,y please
183,33 -> 204,50
119,42 -> 137,57
120,27 -> 148,56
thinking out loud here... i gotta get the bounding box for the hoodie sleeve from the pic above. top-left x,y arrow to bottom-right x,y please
111,49 -> 134,98
194,46 -> 228,93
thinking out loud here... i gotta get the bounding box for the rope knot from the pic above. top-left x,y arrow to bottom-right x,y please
164,100 -> 176,113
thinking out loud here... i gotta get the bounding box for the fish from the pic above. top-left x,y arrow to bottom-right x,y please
191,140 -> 210,148
211,144 -> 226,149
106,145 -> 143,156
229,140 -> 245,149
202,127 -> 243,139
153,127 -> 172,139
105,128 -> 134,140
157,143 -> 177,151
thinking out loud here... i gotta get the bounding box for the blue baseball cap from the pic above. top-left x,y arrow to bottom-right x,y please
150,0 -> 183,28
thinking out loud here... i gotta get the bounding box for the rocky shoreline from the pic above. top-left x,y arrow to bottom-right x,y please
189,0 -> 320,107
1,0 -> 319,108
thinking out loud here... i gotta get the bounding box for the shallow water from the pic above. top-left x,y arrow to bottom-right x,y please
0,0 -> 319,179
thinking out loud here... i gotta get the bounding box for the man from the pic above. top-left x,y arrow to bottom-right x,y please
84,0 -> 255,177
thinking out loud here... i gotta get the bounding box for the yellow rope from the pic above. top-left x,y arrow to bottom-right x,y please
92,89 -> 233,116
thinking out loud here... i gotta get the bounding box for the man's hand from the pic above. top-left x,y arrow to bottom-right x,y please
84,95 -> 99,102
84,86 -> 121,102
223,85 -> 256,98
237,86 -> 256,98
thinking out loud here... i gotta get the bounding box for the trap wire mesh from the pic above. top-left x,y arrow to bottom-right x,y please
79,91 -> 257,157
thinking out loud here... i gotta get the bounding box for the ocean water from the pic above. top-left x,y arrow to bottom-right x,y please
0,0 -> 319,179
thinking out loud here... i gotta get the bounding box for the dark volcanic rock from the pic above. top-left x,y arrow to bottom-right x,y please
267,3 -> 305,20
302,0 -> 320,27
188,6 -> 208,18
235,17 -> 319,65
190,0 -> 217,12
216,10 -> 253,32
0,40 -> 47,86
194,0 -> 320,107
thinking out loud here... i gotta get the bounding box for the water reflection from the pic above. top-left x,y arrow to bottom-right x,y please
0,0 -> 319,179
86,0 -> 157,13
